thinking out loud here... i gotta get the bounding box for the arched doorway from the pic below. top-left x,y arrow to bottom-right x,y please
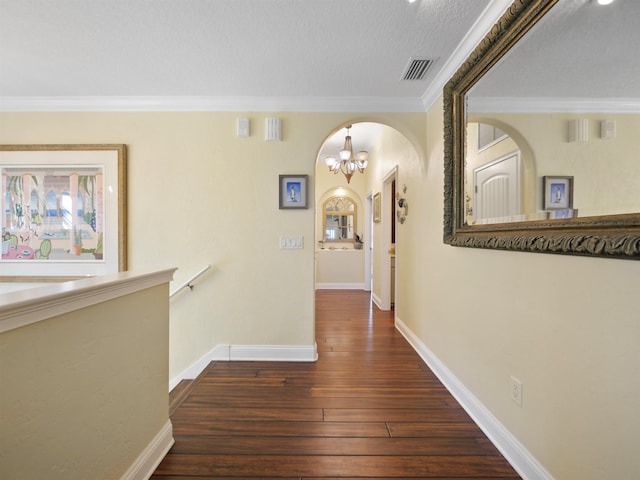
314,121 -> 421,314
465,120 -> 536,225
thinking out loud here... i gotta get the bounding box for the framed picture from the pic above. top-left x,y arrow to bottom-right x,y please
543,176 -> 573,210
373,192 -> 381,223
279,174 -> 308,209
1,144 -> 127,277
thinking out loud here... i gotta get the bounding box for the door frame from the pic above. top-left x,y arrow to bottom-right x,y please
378,166 -> 397,311
365,192 -> 373,292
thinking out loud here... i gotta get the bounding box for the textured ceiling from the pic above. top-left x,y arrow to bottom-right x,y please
2,0 -> 633,115
471,0 -> 640,101
0,0 -> 497,111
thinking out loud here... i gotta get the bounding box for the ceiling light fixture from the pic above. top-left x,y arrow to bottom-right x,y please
324,125 -> 369,184
596,0 -> 614,4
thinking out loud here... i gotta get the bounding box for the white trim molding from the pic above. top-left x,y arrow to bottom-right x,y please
120,420 -> 174,480
170,343 -> 318,391
468,97 -> 640,114
395,317 -> 554,480
0,268 -> 177,334
169,343 -> 231,391
229,344 -> 318,362
371,292 -> 384,311
421,0 -> 513,110
315,282 -> 365,290
0,95 -> 426,113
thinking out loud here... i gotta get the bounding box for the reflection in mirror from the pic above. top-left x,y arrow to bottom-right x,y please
466,123 -> 524,225
443,0 -> 640,258
323,196 -> 357,242
465,0 -> 640,224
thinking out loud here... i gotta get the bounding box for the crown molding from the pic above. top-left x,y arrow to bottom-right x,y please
0,1 -> 514,115
421,0 -> 514,110
468,97 -> 640,114
0,95 -> 426,113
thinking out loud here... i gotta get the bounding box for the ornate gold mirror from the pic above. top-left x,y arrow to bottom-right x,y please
443,0 -> 640,259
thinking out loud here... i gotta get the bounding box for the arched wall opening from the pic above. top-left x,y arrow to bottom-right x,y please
313,119 -> 424,322
466,117 -> 537,223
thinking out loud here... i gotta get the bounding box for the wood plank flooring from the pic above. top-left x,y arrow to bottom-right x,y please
152,289 -> 521,479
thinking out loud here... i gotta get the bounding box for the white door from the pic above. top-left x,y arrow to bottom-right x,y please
474,151 -> 521,223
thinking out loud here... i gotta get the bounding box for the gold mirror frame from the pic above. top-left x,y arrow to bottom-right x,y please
443,0 -> 640,259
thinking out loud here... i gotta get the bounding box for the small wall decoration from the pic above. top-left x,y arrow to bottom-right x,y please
0,144 -> 127,277
373,192 -> 381,223
279,174 -> 308,209
543,176 -> 574,210
396,184 -> 408,224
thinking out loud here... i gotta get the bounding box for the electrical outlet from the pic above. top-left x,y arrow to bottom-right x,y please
510,376 -> 523,407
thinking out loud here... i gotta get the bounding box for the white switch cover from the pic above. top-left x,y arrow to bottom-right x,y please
600,119 -> 616,140
280,235 -> 303,249
237,118 -> 250,137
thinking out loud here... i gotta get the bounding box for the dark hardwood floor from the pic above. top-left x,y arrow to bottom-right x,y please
151,289 -> 521,479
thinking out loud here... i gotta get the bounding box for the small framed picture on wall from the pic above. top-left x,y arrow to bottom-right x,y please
543,176 -> 573,210
279,174 -> 308,209
373,192 -> 381,223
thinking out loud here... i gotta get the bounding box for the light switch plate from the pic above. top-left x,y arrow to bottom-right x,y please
600,119 -> 616,140
280,235 -> 303,249
237,118 -> 250,137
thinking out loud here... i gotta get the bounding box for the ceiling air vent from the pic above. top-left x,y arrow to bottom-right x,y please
401,57 -> 432,81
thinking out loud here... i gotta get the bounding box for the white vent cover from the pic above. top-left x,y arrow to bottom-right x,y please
568,118 -> 588,143
401,57 -> 433,81
265,117 -> 281,142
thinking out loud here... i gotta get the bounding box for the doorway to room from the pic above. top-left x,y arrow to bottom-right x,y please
314,121 -> 411,313
378,165 -> 397,311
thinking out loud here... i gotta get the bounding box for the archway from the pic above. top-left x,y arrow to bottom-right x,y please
466,118 -> 537,224
313,120 -> 422,315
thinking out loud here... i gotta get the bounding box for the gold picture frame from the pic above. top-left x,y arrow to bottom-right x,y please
373,192 -> 381,223
1,144 -> 127,277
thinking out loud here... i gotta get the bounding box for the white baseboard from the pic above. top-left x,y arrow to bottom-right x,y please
371,292 -> 383,309
395,317 -> 554,480
169,343 -> 317,391
169,343 -> 230,391
121,420 -> 174,480
229,344 -> 318,361
315,282 -> 365,290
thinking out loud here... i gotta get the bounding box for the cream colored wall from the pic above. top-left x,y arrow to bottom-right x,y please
315,249 -> 364,285
3,107 -> 637,478
395,98 -> 638,479
0,111 -> 425,381
365,125 -> 424,311
470,113 -> 640,217
0,284 -> 170,480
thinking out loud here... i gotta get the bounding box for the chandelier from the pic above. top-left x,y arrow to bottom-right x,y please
324,125 -> 369,184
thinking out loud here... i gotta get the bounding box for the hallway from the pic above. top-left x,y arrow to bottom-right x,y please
152,290 -> 520,478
